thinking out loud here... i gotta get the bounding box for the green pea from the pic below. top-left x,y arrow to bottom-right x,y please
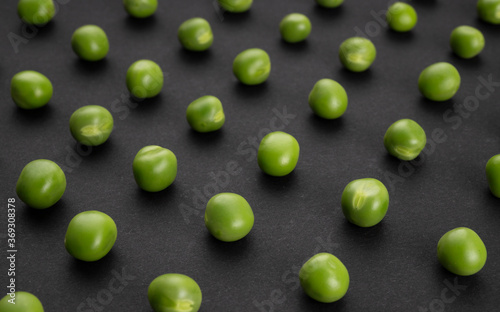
233,48 -> 271,85
0,291 -> 44,312
315,0 -> 343,8
384,119 -> 426,161
18,0 -> 55,25
71,25 -> 109,62
65,210 -> 117,262
69,105 -> 114,146
217,0 -> 252,13
178,18 -> 213,52
11,70 -> 53,110
148,274 -> 202,312
258,131 -> 300,177
299,253 -> 349,303
123,0 -> 157,18
126,59 -> 164,98
16,159 -> 66,209
186,95 -> 225,132
477,0 -> 500,24
485,154 -> 500,197
279,13 -> 312,43
341,178 -> 389,227
339,37 -> 377,72
418,62 -> 461,102
204,193 -> 254,242
308,79 -> 348,119
450,26 -> 485,59
437,227 -> 487,276
386,2 -> 418,32
133,145 -> 177,192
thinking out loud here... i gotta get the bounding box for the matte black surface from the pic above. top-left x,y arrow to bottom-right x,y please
1,0 -> 500,311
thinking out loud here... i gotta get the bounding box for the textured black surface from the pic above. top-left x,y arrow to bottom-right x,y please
1,0 -> 500,311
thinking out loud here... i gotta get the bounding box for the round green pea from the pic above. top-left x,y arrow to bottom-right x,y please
0,292 -> 44,312
217,0 -> 252,13
178,18 -> 213,52
123,0 -> 157,18
437,227 -> 487,276
299,253 -> 349,303
133,145 -> 177,192
65,210 -> 117,262
384,119 -> 426,161
308,79 -> 348,119
258,131 -> 300,177
233,48 -> 271,85
126,59 -> 164,99
18,0 -> 55,25
148,274 -> 202,312
341,178 -> 389,227
477,0 -> 500,24
71,25 -> 109,62
279,13 -> 312,43
485,154 -> 500,197
16,159 -> 66,209
205,193 -> 254,242
418,62 -> 461,102
339,37 -> 377,72
315,0 -> 343,8
11,70 -> 53,109
450,26 -> 485,59
186,95 -> 225,132
386,2 -> 418,32
69,105 -> 114,146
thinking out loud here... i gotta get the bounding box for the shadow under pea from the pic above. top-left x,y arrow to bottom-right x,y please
123,15 -> 158,31
297,292 -> 347,312
186,128 -> 225,147
446,51 -> 483,70
69,250 -> 120,279
311,4 -> 345,21
72,58 -> 110,75
418,96 -> 454,115
307,114 -> 346,134
177,48 -> 213,65
385,29 -> 416,43
279,39 -> 310,53
232,81 -> 270,100
257,170 -> 298,194
19,20 -> 57,40
204,232 -> 254,261
133,183 -> 179,211
218,10 -> 252,24
19,199 -> 69,231
337,67 -> 373,84
12,104 -> 54,125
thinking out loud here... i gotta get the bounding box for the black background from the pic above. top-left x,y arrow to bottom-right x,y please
1,0 -> 499,311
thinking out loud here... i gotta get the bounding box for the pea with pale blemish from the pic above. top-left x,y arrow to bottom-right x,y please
186,95 -> 225,132
148,274 -> 202,312
69,105 -> 114,146
133,145 -> 178,192
217,0 -> 252,13
233,48 -> 271,85
11,70 -> 53,109
71,25 -> 109,61
384,119 -> 426,161
450,26 -> 485,59
178,18 -> 214,51
126,59 -> 164,99
339,37 -> 376,72
18,0 -> 55,25
477,0 -> 500,24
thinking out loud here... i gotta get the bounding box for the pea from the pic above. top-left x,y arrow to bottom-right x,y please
477,0 -> 500,24
258,131 -> 300,177
233,48 -> 271,85
148,274 -> 202,312
186,95 -> 225,132
339,37 -> 376,72
11,70 -> 53,109
450,26 -> 485,59
279,13 -> 312,43
64,210 -> 117,262
18,0 -> 55,25
485,154 -> 500,197
217,0 -> 252,13
69,105 -> 114,146
0,291 -> 44,312
178,18 -> 213,52
437,227 -> 487,276
386,2 -> 418,32
71,25 -> 109,62
16,159 -> 66,209
316,0 -> 343,8
299,253 -> 349,303
133,145 -> 177,192
418,62 -> 461,102
123,0 -> 157,18
204,193 -> 254,242
308,79 -> 348,119
126,59 -> 164,98
384,119 -> 426,161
